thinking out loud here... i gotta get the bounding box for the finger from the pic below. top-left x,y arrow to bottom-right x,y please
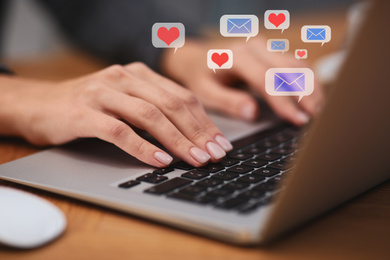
96,87 -> 212,167
297,80 -> 324,117
81,110 -> 174,168
123,63 -> 231,156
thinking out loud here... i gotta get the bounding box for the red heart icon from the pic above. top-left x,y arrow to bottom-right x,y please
157,27 -> 180,46
297,51 -> 306,58
268,13 -> 286,28
211,53 -> 229,67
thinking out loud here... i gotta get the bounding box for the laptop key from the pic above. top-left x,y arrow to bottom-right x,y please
242,146 -> 267,155
252,167 -> 280,177
118,180 -> 140,189
211,171 -> 239,181
172,161 -> 194,170
270,147 -> 295,155
144,177 -> 192,195
256,140 -> 278,149
219,158 -> 239,167
153,166 -> 174,175
222,181 -> 249,191
196,178 -> 223,187
206,188 -> 234,199
216,197 -> 248,210
178,185 -> 207,196
242,159 -> 268,168
169,193 -> 215,204
136,173 -> 156,182
198,163 -> 225,173
237,174 -> 265,184
228,152 -> 252,160
181,170 -> 209,180
228,165 -> 253,174
268,161 -> 291,171
145,175 -> 168,184
256,153 -> 281,161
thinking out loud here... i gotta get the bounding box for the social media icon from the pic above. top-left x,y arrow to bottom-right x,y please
264,10 -> 290,33
301,25 -> 331,46
152,23 -> 185,52
220,15 -> 259,41
295,49 -> 308,60
267,39 -> 289,53
265,68 -> 314,102
207,49 -> 233,73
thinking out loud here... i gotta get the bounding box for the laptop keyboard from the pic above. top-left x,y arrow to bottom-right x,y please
118,124 -> 304,214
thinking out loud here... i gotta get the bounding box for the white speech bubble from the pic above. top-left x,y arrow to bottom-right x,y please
267,39 -> 289,54
295,49 -> 308,60
152,23 -> 185,53
265,68 -> 314,102
220,15 -> 259,42
301,25 -> 331,46
264,10 -> 290,33
207,49 -> 233,73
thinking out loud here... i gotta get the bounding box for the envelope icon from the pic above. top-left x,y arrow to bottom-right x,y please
271,41 -> 286,50
274,73 -> 305,92
227,18 -> 252,34
306,28 -> 326,40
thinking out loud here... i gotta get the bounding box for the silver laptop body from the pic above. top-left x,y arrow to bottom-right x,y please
1,1 -> 389,245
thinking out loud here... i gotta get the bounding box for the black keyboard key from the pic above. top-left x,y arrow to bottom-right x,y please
153,166 -> 174,175
172,161 -> 194,170
169,193 -> 215,204
282,154 -> 297,163
228,165 -> 253,174
252,167 -> 280,177
198,164 -> 225,173
219,158 -> 239,167
118,180 -> 140,189
268,161 -> 290,171
252,182 -> 274,192
179,185 -> 207,195
269,134 -> 293,143
237,174 -> 265,184
270,147 -> 295,155
228,152 -> 252,160
242,159 -> 268,168
211,171 -> 239,181
144,177 -> 192,195
181,170 -> 209,180
256,153 -> 281,161
239,189 -> 267,199
222,181 -> 249,191
145,175 -> 168,184
206,188 -> 234,199
216,197 -> 248,210
242,146 -> 267,155
256,140 -> 278,149
136,173 -> 156,182
239,199 -> 269,214
196,178 -> 223,187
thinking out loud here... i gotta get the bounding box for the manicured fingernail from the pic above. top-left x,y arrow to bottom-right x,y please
206,142 -> 226,160
190,147 -> 211,164
154,151 -> 173,166
297,111 -> 310,124
240,104 -> 256,121
215,135 -> 233,152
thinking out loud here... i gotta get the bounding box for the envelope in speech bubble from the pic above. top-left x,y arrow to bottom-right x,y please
266,68 -> 314,102
301,25 -> 331,46
220,15 -> 259,41
267,39 -> 289,53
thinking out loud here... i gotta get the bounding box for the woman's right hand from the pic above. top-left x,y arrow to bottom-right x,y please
0,63 -> 233,168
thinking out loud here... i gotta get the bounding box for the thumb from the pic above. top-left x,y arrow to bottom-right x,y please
190,78 -> 259,122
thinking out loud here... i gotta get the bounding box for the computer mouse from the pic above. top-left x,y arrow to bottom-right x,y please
0,186 -> 66,249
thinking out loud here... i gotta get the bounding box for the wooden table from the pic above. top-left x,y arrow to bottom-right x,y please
1,10 -> 390,260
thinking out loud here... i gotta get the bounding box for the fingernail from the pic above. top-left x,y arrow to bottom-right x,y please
189,147 -> 211,164
215,135 -> 233,152
206,142 -> 226,160
240,104 -> 256,121
297,111 -> 310,124
154,151 -> 173,166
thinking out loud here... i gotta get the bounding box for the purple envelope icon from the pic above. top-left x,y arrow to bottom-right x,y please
274,73 -> 305,92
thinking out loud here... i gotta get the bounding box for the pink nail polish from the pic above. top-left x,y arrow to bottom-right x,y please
154,151 -> 173,166
189,147 -> 211,164
206,142 -> 226,160
215,135 -> 233,152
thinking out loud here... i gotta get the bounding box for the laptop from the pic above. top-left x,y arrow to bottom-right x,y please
0,1 -> 389,245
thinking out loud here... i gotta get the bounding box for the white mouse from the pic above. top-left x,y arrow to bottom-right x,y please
0,186 -> 66,249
